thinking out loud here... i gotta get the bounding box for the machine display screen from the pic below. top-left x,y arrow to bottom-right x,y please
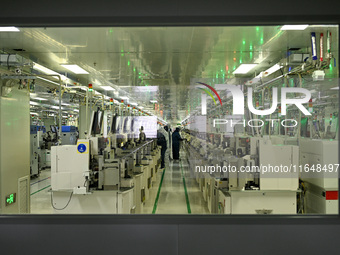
114,116 -> 157,138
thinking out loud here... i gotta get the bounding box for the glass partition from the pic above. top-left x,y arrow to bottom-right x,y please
0,25 -> 338,215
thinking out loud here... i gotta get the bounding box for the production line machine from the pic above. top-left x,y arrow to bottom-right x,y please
50,110 -> 161,214
186,131 -> 301,214
186,128 -> 338,215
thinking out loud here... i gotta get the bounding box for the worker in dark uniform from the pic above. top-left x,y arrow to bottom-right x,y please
139,126 -> 146,142
157,127 -> 167,169
172,127 -> 183,160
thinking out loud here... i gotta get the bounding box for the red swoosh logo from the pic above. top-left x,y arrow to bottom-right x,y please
197,82 -> 222,106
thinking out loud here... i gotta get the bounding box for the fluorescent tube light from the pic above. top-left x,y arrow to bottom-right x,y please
130,102 -> 138,106
281,25 -> 308,30
30,112 -> 38,115
233,64 -> 257,74
120,96 -> 129,100
34,63 -> 59,75
37,77 -> 60,85
34,63 -> 68,81
31,97 -> 48,101
79,86 -> 88,91
0,26 -> 20,32
330,87 -> 339,90
30,101 -> 39,106
61,64 -> 89,74
101,86 -> 115,91
150,100 -> 157,103
263,64 -> 282,76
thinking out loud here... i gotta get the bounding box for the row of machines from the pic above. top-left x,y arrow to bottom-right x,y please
50,111 -> 161,214
30,125 -> 78,177
185,130 -> 338,215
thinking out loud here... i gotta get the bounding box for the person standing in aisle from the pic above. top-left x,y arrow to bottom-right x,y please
157,127 -> 167,169
139,126 -> 146,143
172,127 -> 183,160
164,126 -> 172,160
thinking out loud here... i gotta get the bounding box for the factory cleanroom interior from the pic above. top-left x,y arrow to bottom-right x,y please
0,25 -> 338,215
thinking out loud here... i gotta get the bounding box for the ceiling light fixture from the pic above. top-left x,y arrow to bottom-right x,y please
281,25 -> 309,30
233,64 -> 257,74
37,77 -> 60,85
263,64 -> 283,77
31,97 -> 48,101
33,63 -> 68,81
61,64 -> 89,74
33,63 -> 59,75
0,26 -> 20,32
101,86 -> 115,91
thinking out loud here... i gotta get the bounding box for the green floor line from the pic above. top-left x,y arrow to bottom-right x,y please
180,161 -> 191,214
152,167 -> 166,214
30,185 -> 51,196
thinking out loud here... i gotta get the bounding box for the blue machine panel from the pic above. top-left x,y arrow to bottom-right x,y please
61,126 -> 77,133
30,125 -> 38,134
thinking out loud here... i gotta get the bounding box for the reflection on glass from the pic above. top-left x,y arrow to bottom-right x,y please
0,25 -> 338,215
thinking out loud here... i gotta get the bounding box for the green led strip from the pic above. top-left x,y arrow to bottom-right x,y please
152,167 -> 166,214
180,161 -> 191,214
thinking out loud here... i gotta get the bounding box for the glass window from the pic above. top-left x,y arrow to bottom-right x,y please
0,25 -> 338,215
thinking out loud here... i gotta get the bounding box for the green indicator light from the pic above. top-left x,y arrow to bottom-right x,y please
127,61 -> 130,66
260,38 -> 263,44
216,73 -> 218,78
250,52 -> 253,59
242,40 -> 246,45
133,68 -> 136,72
109,29 -> 113,33
256,27 -> 260,32
249,45 -> 253,50
139,76 -> 141,78
121,50 -> 124,52
121,54 -> 124,56
240,59 -> 242,64
139,72 -> 141,75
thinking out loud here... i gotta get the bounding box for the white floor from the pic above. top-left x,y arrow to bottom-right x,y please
30,145 -> 209,214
